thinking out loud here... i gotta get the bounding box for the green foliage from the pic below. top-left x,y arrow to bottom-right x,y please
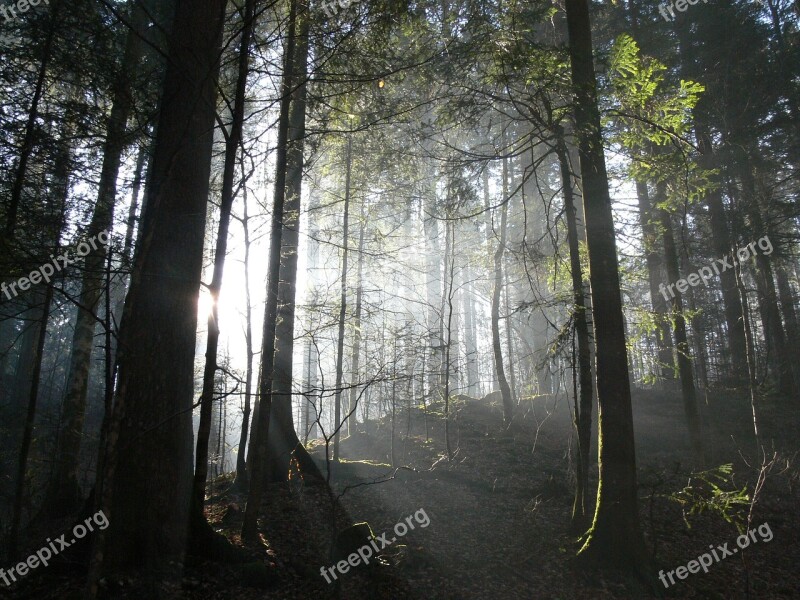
605,34 -> 717,213
667,464 -> 751,532
607,34 -> 704,151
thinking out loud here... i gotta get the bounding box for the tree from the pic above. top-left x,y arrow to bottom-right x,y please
564,0 -> 647,572
46,0 -> 148,518
242,0 -> 299,540
491,151 -> 514,426
194,0 -> 257,514
91,0 -> 228,577
555,129 -> 594,531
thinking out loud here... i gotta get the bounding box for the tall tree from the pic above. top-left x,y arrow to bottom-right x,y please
91,0 -> 228,577
46,1 -> 149,518
564,0 -> 647,571
556,130 -> 594,531
193,0 -> 257,513
656,184 -> 706,463
332,135 -> 352,462
264,0 -> 323,482
242,0 -> 299,540
491,152 -> 514,425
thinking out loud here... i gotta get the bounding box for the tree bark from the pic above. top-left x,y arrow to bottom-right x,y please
93,0 -> 227,576
242,0 -> 299,540
564,0 -> 647,570
264,3 -> 323,483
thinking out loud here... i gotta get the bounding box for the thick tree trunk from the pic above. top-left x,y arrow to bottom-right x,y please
264,5 -> 323,483
564,0 -> 646,571
242,0 -> 298,540
92,0 -> 227,577
193,0 -> 256,513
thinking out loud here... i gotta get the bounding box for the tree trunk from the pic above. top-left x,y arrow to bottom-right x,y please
8,286 -> 53,560
235,185 -> 256,482
91,0 -> 227,578
46,1 -> 148,518
694,125 -> 748,376
265,4 -> 323,483
462,265 -> 479,396
491,155 -> 514,425
673,15 -> 748,379
564,0 -> 647,570
556,133 -> 594,531
774,260 -> 800,396
443,220 -> 455,458
332,135 -> 352,463
635,179 -> 674,380
348,208 -> 366,435
739,163 -> 796,396
193,0 -> 256,513
10,127 -> 71,556
656,185 -> 705,463
242,0 -> 298,540
503,269 -> 516,400
424,174 -> 442,401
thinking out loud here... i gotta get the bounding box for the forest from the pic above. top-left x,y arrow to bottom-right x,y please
0,0 -> 798,597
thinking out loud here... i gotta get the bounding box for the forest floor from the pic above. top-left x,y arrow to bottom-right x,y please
3,387 -> 799,599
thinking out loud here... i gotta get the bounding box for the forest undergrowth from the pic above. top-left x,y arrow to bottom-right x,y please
3,389 -> 798,600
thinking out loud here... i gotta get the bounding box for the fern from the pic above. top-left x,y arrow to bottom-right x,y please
667,464 -> 751,532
